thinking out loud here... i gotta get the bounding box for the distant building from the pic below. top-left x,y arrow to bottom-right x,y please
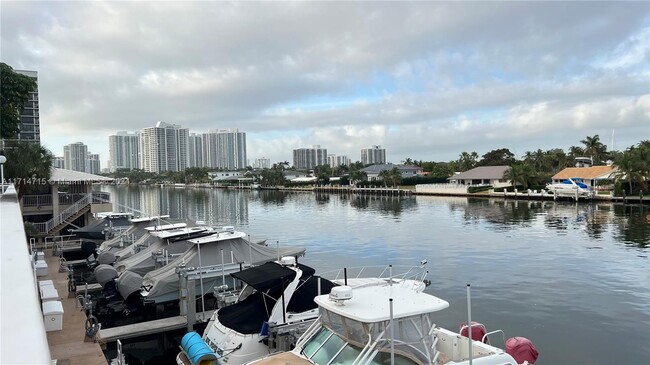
447,166 -> 511,187
140,121 -> 189,173
188,133 -> 203,168
53,156 -> 65,169
293,145 -> 327,169
254,157 -> 271,169
108,131 -> 140,172
552,166 -> 617,189
362,164 -> 422,181
86,153 -> 101,175
63,142 -> 88,172
328,154 -> 349,167
202,129 -> 247,170
361,145 -> 386,165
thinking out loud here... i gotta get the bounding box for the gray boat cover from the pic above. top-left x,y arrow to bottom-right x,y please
98,251 -> 117,265
94,264 -> 118,286
113,233 -> 159,261
140,238 -> 306,303
97,221 -> 150,252
114,238 -> 196,276
116,270 -> 143,298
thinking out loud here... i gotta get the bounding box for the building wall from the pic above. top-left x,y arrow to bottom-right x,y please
254,158 -> 270,169
87,153 -> 101,174
140,122 -> 188,173
14,70 -> 40,144
202,129 -> 247,169
188,134 -> 203,168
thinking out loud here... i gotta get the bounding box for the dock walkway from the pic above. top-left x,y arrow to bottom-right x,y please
43,249 -> 107,365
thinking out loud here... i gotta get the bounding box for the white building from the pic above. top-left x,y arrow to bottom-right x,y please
293,145 -> 327,169
253,157 -> 271,169
14,70 -> 40,144
86,153 -> 101,175
53,156 -> 65,169
328,154 -> 349,167
202,129 -> 247,170
361,145 -> 386,165
63,142 -> 88,172
140,121 -> 189,173
108,131 -> 140,172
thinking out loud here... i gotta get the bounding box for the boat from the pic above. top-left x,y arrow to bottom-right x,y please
135,227 -> 306,304
177,262 -> 431,365
192,277 -> 539,365
69,212 -> 134,241
545,178 -> 594,199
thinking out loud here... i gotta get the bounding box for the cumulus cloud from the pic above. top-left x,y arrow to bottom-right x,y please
1,1 -> 648,164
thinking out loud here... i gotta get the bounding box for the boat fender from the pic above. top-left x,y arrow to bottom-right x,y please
180,331 -> 218,365
85,315 -> 99,338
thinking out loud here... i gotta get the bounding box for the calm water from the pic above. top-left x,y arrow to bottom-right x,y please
103,185 -> 650,365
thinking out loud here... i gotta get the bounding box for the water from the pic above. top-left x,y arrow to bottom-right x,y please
103,185 -> 650,365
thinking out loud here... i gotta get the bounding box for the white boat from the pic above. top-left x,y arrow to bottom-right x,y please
546,178 -> 594,199
224,280 -> 539,365
177,262 -> 431,365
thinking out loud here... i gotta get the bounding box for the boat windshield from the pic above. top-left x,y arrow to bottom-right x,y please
300,309 -> 435,365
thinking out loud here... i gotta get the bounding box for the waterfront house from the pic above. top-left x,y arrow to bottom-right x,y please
361,164 -> 423,181
447,166 -> 511,187
208,171 -> 244,181
283,170 -> 309,179
551,165 -> 618,190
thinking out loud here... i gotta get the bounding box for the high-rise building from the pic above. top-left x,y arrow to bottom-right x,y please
53,156 -> 65,169
188,133 -> 203,168
361,145 -> 386,165
202,129 -> 247,169
253,157 -> 271,169
63,142 -> 88,172
108,131 -> 140,172
328,154 -> 350,167
140,122 -> 189,173
87,153 -> 101,175
293,145 -> 327,170
14,70 -> 40,144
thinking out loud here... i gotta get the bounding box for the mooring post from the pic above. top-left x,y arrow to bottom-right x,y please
187,278 -> 196,331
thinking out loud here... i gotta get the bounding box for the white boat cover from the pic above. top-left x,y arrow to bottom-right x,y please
97,221 -> 151,252
94,264 -> 118,286
116,270 -> 143,298
114,238 -> 196,276
141,238 -> 306,303
113,233 -> 159,261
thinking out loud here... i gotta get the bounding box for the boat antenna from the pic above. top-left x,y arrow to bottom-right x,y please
276,240 -> 280,262
390,297 -> 395,365
467,284 -> 473,365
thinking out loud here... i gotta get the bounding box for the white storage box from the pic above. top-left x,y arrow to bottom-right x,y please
42,301 -> 64,332
40,286 -> 59,303
36,251 -> 45,261
38,280 -> 54,289
34,260 -> 48,277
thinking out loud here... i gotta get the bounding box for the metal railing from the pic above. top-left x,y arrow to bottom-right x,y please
22,194 -> 53,207
22,192 -> 112,207
30,192 -> 112,234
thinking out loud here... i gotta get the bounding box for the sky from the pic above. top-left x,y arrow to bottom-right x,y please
1,1 -> 649,168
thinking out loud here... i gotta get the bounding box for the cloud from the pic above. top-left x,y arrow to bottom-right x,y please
1,1 -> 648,166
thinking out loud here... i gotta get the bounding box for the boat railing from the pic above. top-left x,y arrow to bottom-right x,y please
481,329 -> 506,347
319,264 -> 429,287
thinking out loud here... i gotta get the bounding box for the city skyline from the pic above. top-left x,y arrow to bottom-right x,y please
1,2 -> 648,167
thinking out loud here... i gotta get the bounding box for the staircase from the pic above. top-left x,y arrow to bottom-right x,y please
31,194 -> 92,235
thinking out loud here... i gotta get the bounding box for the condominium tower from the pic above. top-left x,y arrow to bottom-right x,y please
293,145 -> 327,169
108,131 -> 140,172
361,145 -> 386,165
1,70 -> 40,148
202,129 -> 247,169
188,133 -> 203,168
140,122 -> 189,173
63,142 -> 88,172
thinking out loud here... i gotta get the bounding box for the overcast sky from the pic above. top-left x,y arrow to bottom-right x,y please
2,1 -> 649,167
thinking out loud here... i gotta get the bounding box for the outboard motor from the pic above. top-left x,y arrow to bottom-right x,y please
94,264 -> 119,299
116,271 -> 144,315
460,322 -> 488,343
97,251 -> 117,266
506,337 -> 539,364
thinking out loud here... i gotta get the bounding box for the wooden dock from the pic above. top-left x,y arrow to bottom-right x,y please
42,249 -> 108,365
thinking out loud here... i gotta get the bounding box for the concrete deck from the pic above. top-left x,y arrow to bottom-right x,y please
43,250 -> 107,365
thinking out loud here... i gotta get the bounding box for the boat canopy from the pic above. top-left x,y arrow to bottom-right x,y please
230,262 -> 315,292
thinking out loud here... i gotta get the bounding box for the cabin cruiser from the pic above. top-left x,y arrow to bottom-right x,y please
178,268 -> 538,365
546,178 -> 594,199
70,212 -> 134,241
129,227 -> 305,305
177,262 -> 431,365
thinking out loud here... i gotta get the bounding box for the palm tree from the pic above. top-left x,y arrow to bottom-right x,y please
614,143 -> 649,194
389,167 -> 402,188
378,169 -> 391,187
503,163 -> 536,190
2,141 -> 54,198
580,135 -> 607,165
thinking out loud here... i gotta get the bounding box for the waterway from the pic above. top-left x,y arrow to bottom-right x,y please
103,185 -> 650,365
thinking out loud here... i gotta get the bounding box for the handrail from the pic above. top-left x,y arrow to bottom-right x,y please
30,192 -> 111,234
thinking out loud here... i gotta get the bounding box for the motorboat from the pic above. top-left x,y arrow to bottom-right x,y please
134,227 -> 306,304
546,178 -> 594,199
177,262 -> 431,365
69,212 -> 134,241
197,279 -> 539,365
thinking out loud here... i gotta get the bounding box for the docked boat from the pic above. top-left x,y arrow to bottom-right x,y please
546,178 -> 594,199
177,262 -> 431,365
181,275 -> 539,365
69,212 -> 134,241
134,227 -> 305,304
